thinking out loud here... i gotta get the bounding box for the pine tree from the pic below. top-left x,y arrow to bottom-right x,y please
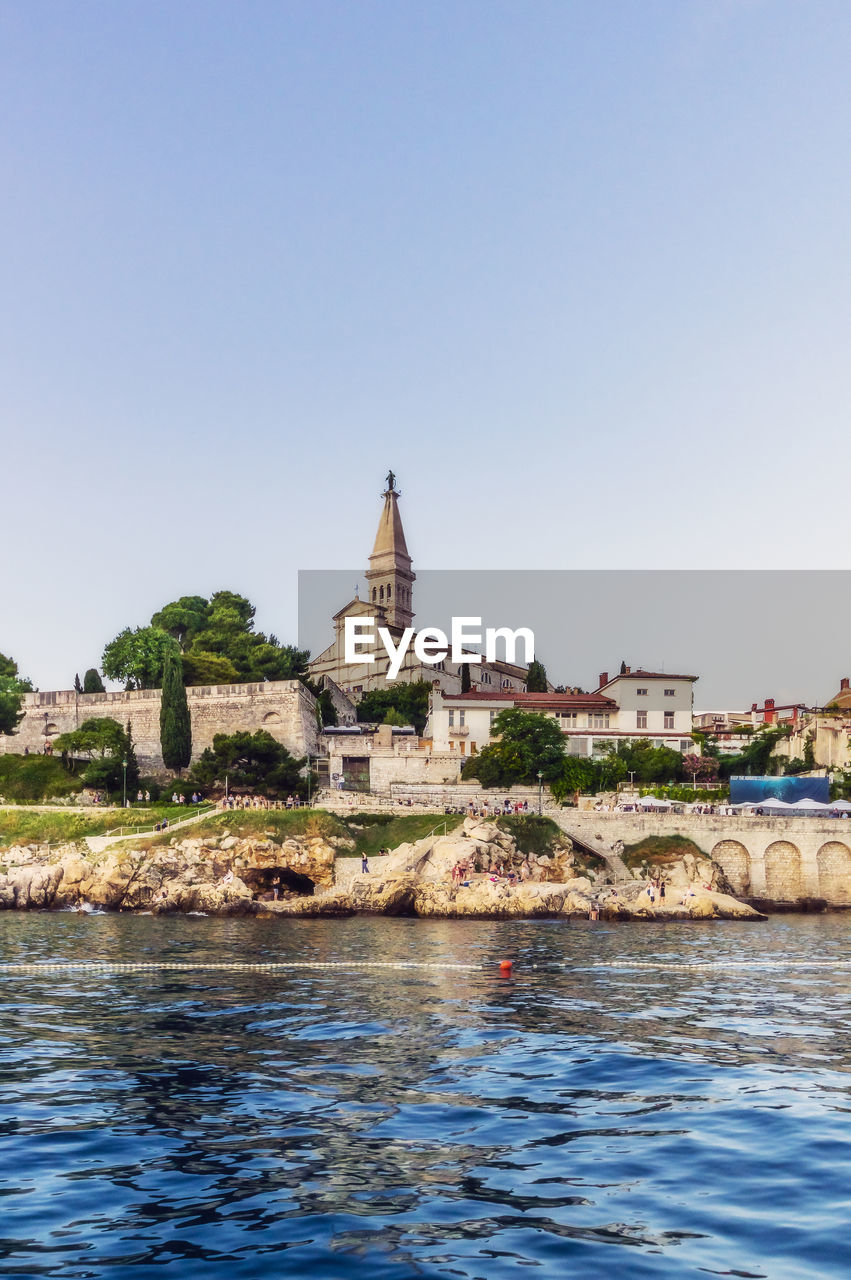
526,659 -> 549,692
160,647 -> 192,772
83,668 -> 106,694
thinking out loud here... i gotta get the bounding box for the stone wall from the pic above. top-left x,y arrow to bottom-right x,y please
553,810 -> 851,907
0,681 -> 320,773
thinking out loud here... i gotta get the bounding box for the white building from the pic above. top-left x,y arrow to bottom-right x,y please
428,667 -> 698,760
596,668 -> 696,740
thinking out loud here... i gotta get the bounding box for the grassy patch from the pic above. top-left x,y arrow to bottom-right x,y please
0,804 -> 205,848
495,815 -> 565,858
0,755 -> 85,803
623,834 -> 705,869
123,808 -> 463,857
123,808 -> 353,852
342,812 -> 463,858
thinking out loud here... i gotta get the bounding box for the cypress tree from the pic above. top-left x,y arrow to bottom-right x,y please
83,668 -> 106,694
160,647 -> 192,772
526,659 -> 549,692
74,673 -> 83,693
460,662 -> 472,693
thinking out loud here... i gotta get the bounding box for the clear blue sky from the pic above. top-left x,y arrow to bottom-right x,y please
3,1 -> 850,694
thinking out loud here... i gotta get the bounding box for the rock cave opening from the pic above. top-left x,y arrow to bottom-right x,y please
242,866 -> 316,900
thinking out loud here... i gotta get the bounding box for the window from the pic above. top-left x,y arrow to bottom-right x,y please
664,688 -> 675,697
448,710 -> 454,726
636,710 -> 648,730
502,679 -> 511,688
664,711 -> 675,729
387,584 -> 392,599
560,711 -> 577,725
636,687 -> 648,696
680,740 -> 691,751
589,713 -> 610,729
489,710 -> 497,726
567,737 -> 589,756
459,710 -> 466,726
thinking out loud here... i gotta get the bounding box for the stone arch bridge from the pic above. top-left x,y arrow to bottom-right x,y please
553,810 -> 851,906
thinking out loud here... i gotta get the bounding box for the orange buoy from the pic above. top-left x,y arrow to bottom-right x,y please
499,959 -> 513,975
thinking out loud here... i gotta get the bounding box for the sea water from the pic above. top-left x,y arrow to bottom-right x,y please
0,912 -> 849,1278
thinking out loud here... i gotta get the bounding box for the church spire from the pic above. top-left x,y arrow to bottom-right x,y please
365,472 -> 415,633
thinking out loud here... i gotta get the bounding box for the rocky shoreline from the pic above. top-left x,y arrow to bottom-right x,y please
0,816 -> 765,922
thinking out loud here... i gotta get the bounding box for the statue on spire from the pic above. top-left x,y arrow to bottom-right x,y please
385,469 -> 397,494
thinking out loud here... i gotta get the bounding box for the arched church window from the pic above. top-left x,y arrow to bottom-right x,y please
387,584 -> 392,599
380,585 -> 384,601
372,587 -> 377,601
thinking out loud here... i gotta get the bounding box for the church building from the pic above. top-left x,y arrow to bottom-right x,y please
308,474 -> 532,702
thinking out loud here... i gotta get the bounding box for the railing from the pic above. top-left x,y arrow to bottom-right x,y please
104,803 -> 216,838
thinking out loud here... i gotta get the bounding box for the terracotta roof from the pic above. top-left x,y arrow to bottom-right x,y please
599,670 -> 697,688
442,691 -> 618,709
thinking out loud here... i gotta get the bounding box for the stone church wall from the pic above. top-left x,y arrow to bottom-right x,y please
0,681 -> 320,773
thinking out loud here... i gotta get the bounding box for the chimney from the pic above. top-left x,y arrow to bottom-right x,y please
625,665 -> 631,674
841,677 -> 850,691
599,672 -> 608,688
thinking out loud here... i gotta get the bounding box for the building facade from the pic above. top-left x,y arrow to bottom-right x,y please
428,668 -> 698,760
308,474 -> 532,700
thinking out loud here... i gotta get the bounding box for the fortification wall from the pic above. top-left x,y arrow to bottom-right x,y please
553,810 -> 851,907
0,681 -> 320,773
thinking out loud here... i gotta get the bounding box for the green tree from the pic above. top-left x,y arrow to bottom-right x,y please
102,627 -> 178,689
356,680 -> 432,734
181,651 -> 240,687
460,663 -> 472,693
526,659 -> 549,692
551,755 -> 600,803
74,673 -> 83,693
803,731 -> 816,770
54,716 -> 137,792
83,668 -> 106,694
462,709 -> 566,788
0,652 -> 33,735
151,596 -> 210,647
160,648 -> 192,772
382,707 -> 408,727
316,689 -> 338,727
189,730 -> 308,797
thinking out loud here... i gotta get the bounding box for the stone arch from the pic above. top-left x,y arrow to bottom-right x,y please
262,711 -> 282,726
763,840 -> 803,901
817,841 -> 851,904
710,840 -> 750,895
44,722 -> 59,736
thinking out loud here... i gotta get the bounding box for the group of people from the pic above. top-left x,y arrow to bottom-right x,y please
449,853 -> 538,885
464,798 -> 530,820
216,794 -> 307,811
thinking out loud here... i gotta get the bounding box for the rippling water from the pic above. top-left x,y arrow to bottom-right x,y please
1,913 -> 850,1278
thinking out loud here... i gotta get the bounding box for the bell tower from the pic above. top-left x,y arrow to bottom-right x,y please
364,470 -> 415,634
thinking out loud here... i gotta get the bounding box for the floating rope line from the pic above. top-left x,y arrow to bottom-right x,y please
0,960 -> 485,975
586,960 -> 851,971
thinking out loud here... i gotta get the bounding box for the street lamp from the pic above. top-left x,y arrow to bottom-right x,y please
537,770 -> 543,816
122,757 -> 128,809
